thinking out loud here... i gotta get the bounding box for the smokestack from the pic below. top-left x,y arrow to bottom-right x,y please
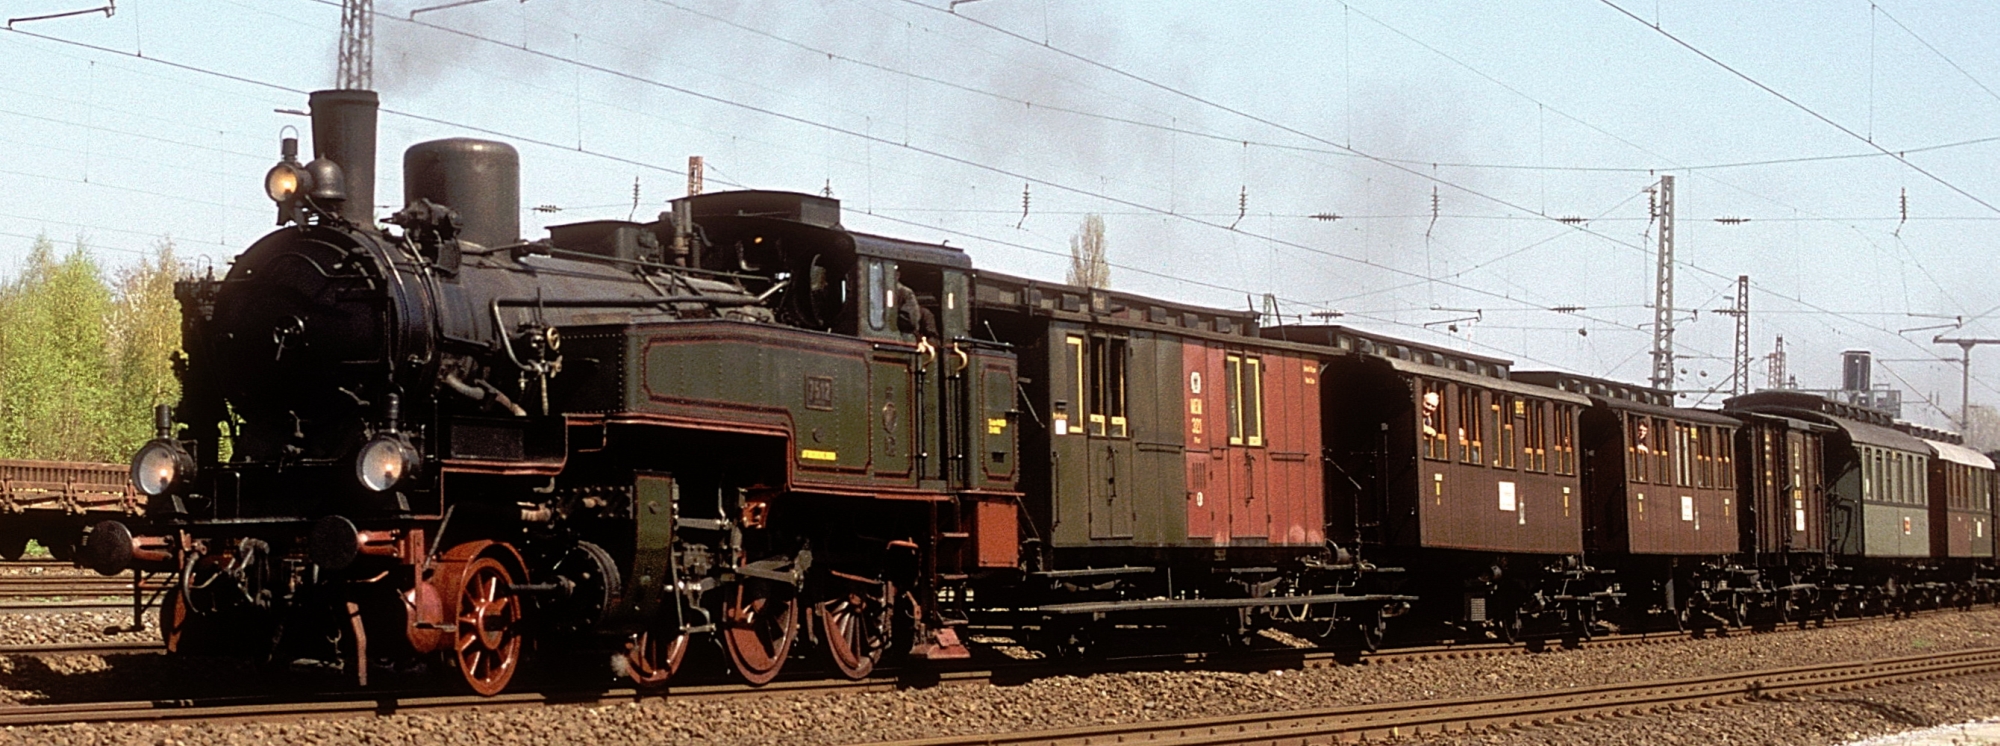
308,89 -> 379,229
1842,350 -> 1872,391
403,138 -> 520,249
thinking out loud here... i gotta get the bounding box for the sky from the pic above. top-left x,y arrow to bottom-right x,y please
1,0 -> 1998,429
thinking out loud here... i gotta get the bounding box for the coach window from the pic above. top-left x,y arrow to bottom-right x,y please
1876,450 -> 1887,501
1087,337 -> 1128,438
1693,426 -> 1712,488
1975,465 -> 1984,510
1891,453 -> 1904,504
1225,354 -> 1264,447
1983,467 -> 1993,511
1674,423 -> 1695,488
1458,387 -> 1483,465
1523,399 -> 1548,473
1421,381 -> 1448,461
1894,453 -> 1904,503
1651,418 -> 1672,485
1493,395 -> 1517,469
1857,447 -> 1868,500
1065,335 -> 1086,435
1891,454 -> 1902,503
1856,448 -> 1872,500
1717,429 -> 1735,489
1553,404 -> 1578,475
1629,415 -> 1652,482
1905,456 -> 1916,504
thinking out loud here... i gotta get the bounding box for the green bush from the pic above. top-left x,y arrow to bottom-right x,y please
0,235 -> 183,463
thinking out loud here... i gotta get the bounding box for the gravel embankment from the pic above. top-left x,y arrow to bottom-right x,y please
0,563 -> 101,580
2,609 -> 2000,745
0,609 -> 154,650
1405,673 -> 2000,746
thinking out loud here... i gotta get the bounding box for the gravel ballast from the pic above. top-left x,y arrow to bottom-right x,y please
2,609 -> 2000,745
1404,673 -> 2000,746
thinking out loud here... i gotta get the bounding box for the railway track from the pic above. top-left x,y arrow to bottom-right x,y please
0,608 -> 1972,730
867,646 -> 2000,745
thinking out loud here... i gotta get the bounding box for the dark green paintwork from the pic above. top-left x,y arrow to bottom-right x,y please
621,473 -> 677,623
1045,323 -> 1189,548
628,321 -> 916,490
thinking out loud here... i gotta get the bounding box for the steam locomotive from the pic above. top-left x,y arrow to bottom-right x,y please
80,89 -> 1997,695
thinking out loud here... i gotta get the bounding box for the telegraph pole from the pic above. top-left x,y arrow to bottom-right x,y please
1712,275 -> 1750,396
338,0 -> 373,90
1649,175 -> 1676,391
1934,336 -> 2000,430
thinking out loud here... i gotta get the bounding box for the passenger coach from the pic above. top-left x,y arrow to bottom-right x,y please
1514,373 -> 1744,626
1267,325 -> 1608,642
1725,391 -> 1934,614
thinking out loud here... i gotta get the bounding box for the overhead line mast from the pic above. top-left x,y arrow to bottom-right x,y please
1933,335 -> 2000,430
1649,175 -> 1676,392
338,0 -> 373,90
1713,274 -> 1750,397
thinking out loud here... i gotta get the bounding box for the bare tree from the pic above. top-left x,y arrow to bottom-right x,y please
1067,214 -> 1110,289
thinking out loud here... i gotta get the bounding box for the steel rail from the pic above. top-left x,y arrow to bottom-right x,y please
860,647 -> 2000,746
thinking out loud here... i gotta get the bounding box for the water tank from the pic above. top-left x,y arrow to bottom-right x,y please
403,138 -> 519,249
1842,350 -> 1872,391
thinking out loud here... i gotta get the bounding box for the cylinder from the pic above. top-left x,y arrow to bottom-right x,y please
308,89 -> 379,228
403,138 -> 520,249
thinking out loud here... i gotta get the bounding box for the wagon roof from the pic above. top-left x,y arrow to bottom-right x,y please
1720,410 -> 1838,434
1922,438 -> 1995,470
1371,355 -> 1592,406
1724,391 -> 1931,451
1584,396 -> 1743,427
1836,417 -> 1932,453
849,231 -> 973,269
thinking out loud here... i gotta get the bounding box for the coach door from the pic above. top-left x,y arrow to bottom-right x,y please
1221,351 -> 1270,541
1061,331 -> 1136,540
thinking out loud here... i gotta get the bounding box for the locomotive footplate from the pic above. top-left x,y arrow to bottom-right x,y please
1023,591 -> 1418,615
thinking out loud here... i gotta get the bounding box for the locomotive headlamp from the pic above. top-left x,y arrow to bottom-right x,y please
265,134 -> 310,204
130,439 -> 193,497
265,162 -> 305,203
355,435 -> 420,493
